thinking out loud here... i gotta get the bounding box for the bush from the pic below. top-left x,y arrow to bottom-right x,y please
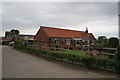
15,40 -> 24,45
107,37 -> 119,48
2,41 -> 11,45
104,49 -> 116,53
116,46 -> 120,74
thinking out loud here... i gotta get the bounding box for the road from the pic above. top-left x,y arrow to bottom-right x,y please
2,45 -> 118,78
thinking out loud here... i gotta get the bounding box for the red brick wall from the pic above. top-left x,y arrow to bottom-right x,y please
88,34 -> 96,46
34,27 -> 49,47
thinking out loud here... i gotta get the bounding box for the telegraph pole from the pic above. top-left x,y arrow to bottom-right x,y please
116,2 -> 120,74
119,15 -> 120,46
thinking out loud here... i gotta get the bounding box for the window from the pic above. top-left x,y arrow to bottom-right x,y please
91,40 -> 94,45
84,41 -> 88,46
53,40 -> 59,45
76,40 -> 80,46
82,41 -> 85,46
84,40 -> 90,46
90,40 -> 92,44
66,39 -> 70,46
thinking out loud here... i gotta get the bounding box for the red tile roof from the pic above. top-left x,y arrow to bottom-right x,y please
41,26 -> 95,39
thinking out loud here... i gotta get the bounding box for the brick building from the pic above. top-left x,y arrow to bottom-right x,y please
34,26 -> 96,50
5,31 -> 19,40
5,29 -> 34,41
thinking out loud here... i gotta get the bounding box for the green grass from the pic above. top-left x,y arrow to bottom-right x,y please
50,50 -> 112,59
50,50 -> 87,57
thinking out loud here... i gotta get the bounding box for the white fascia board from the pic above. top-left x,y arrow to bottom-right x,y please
72,38 -> 82,40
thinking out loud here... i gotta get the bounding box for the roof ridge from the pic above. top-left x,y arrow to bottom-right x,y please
41,26 -> 85,33
19,34 -> 35,36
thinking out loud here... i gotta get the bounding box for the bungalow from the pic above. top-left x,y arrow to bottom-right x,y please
34,26 -> 96,50
19,34 -> 34,41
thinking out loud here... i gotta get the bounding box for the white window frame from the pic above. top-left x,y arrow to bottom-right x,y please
82,40 -> 85,47
87,40 -> 90,46
91,40 -> 94,45
53,39 -> 59,45
83,40 -> 89,46
76,40 -> 80,46
66,39 -> 70,46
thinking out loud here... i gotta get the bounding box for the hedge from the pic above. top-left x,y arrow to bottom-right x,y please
116,46 -> 120,74
2,41 -> 11,45
14,45 -> 116,72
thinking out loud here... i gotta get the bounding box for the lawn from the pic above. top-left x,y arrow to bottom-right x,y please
50,49 -> 112,59
50,50 -> 88,57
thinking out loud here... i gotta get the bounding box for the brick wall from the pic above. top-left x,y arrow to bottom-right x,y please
34,28 -> 49,48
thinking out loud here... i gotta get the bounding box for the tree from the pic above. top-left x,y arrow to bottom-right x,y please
107,37 -> 119,48
10,29 -> 20,40
97,36 -> 108,47
10,29 -> 20,34
116,46 -> 120,74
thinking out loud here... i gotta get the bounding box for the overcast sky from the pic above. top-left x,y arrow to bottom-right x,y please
2,2 -> 118,38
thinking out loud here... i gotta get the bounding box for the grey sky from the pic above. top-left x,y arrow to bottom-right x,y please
2,2 -> 118,38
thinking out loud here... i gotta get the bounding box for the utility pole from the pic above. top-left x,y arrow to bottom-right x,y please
116,3 -> 120,74
119,15 -> 120,46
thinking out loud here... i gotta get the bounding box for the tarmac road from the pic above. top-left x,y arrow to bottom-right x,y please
2,45 -> 119,78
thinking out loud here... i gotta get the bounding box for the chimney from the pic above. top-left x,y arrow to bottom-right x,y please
85,27 -> 88,33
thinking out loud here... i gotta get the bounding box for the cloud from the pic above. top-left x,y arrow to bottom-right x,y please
2,2 -> 118,38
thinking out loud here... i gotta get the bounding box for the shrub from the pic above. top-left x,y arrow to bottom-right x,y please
107,37 -> 119,48
2,41 -> 11,45
116,46 -> 120,74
